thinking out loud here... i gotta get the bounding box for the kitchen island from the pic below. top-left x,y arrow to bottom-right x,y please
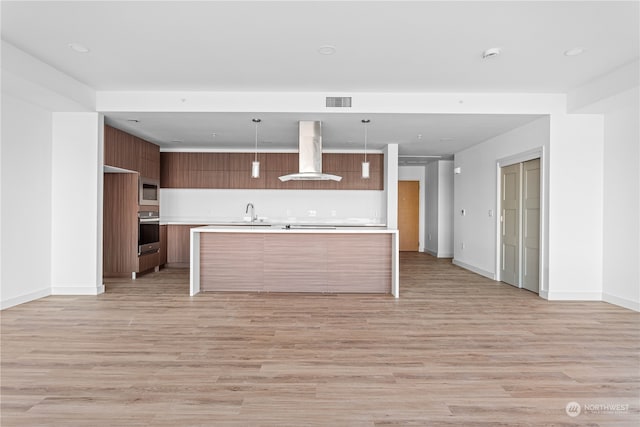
190,225 -> 399,297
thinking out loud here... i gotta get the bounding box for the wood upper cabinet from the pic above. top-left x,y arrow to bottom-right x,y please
104,125 -> 160,180
160,152 -> 383,190
104,125 -> 139,172
138,137 -> 160,180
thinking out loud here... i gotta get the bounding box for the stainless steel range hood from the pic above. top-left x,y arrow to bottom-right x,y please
278,121 -> 342,182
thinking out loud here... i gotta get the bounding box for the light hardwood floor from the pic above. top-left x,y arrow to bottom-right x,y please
2,253 -> 639,426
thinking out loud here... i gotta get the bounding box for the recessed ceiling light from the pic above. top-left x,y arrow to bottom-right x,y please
318,45 -> 336,55
68,42 -> 90,53
482,47 -> 501,59
564,47 -> 585,56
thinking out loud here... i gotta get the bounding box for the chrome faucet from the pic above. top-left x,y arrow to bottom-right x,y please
245,203 -> 257,222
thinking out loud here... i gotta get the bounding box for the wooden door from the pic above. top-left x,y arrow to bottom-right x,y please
522,159 -> 540,293
500,164 -> 521,287
398,181 -> 420,251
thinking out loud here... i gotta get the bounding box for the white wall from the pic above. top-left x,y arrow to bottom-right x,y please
453,117 -> 551,279
51,113 -> 104,295
600,88 -> 639,310
1,94 -> 53,308
547,114 -> 604,300
424,160 -> 454,258
399,165 -> 426,251
1,41 -> 98,308
437,160 -> 454,257
567,61 -> 639,311
454,113 -> 606,301
425,162 -> 439,255
384,144 -> 399,229
160,189 -> 386,224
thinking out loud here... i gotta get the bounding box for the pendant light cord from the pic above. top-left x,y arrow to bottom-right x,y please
362,119 -> 370,162
252,118 -> 261,162
364,123 -> 368,163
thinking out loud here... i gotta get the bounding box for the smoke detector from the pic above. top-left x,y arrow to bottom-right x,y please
482,47 -> 502,59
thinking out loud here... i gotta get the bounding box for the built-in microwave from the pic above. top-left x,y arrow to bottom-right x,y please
139,177 -> 160,206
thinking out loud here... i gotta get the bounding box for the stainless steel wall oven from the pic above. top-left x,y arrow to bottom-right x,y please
138,211 -> 160,255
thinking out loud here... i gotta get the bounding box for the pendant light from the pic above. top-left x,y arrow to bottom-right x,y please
251,118 -> 261,178
361,119 -> 370,179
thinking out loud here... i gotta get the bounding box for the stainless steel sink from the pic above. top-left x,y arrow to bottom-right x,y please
281,224 -> 337,230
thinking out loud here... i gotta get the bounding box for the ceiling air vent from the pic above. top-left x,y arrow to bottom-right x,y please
326,96 -> 352,108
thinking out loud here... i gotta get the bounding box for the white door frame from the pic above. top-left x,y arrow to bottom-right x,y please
495,147 -> 546,294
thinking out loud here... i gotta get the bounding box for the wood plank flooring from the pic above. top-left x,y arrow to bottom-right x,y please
1,253 -> 639,426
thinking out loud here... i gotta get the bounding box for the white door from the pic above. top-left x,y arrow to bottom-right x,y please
522,159 -> 540,293
500,164 -> 521,287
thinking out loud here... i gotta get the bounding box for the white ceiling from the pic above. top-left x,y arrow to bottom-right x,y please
105,111 -> 542,158
2,1 -> 638,156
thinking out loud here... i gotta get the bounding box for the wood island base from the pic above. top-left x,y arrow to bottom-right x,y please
190,227 -> 399,297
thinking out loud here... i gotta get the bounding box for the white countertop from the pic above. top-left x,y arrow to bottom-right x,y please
192,224 -> 395,234
162,216 -> 386,227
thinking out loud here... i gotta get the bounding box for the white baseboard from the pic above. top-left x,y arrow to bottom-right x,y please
52,284 -> 105,295
603,292 -> 640,312
545,291 -> 602,301
1,287 -> 51,310
452,259 -> 496,280
424,249 -> 453,258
